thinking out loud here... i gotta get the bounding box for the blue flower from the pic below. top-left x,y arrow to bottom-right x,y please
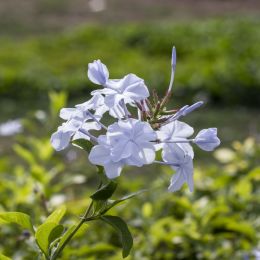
194,128 -> 220,151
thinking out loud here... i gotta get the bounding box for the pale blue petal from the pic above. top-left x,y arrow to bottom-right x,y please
104,162 -> 123,179
88,145 -> 111,166
51,130 -> 72,151
88,60 -> 109,85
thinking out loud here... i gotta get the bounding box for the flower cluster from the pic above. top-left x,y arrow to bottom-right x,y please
51,47 -> 220,192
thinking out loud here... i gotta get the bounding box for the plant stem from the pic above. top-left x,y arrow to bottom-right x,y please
50,181 -> 103,260
50,201 -> 94,260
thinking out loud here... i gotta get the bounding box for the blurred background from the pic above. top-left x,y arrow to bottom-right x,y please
0,0 -> 259,259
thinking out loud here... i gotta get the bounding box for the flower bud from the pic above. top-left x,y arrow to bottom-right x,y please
194,128 -> 220,151
88,59 -> 109,85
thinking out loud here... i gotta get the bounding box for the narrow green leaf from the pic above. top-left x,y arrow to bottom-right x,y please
46,205 -> 67,224
13,145 -> 35,165
0,212 -> 34,233
102,190 -> 146,213
0,253 -> 12,260
36,222 -> 63,257
101,215 -> 133,258
72,139 -> 93,153
91,181 -> 117,201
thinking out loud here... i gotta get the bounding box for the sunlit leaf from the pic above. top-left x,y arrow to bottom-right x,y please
49,91 -> 68,119
46,205 -> 67,224
0,253 -> 12,260
233,179 -> 252,199
0,212 -> 34,233
248,167 -> 260,181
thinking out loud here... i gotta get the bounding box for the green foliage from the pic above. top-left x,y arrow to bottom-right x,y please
72,139 -> 93,154
45,205 -> 66,224
0,17 -> 260,107
91,181 -> 118,201
34,205 -> 67,257
0,254 -> 11,260
0,212 -> 34,233
36,222 -> 63,257
101,215 -> 133,258
0,94 -> 259,259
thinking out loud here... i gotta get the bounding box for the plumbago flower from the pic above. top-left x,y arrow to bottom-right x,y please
49,47 -> 220,259
89,119 -> 156,178
51,46 -> 220,192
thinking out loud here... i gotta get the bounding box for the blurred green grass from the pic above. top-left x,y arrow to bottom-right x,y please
0,17 -> 260,109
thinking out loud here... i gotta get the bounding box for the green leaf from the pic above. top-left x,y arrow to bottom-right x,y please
103,190 -> 146,213
13,145 -> 35,165
49,225 -> 64,246
36,222 -> 63,257
91,181 -> 117,201
46,205 -> 67,224
49,91 -> 68,119
226,221 -> 256,241
0,254 -> 12,260
0,212 -> 34,233
72,139 -> 93,153
101,215 -> 133,258
35,205 -> 66,256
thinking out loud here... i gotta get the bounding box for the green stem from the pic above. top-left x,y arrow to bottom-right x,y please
51,219 -> 85,260
50,181 -> 103,260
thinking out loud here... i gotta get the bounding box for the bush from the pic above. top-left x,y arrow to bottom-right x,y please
0,17 -> 260,107
0,93 -> 259,259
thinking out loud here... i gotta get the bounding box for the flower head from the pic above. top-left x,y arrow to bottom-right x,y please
51,47 -> 220,193
92,73 -> 149,118
89,118 -> 156,178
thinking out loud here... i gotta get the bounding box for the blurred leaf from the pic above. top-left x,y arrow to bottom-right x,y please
72,139 -> 93,154
49,91 -> 67,119
248,167 -> 260,181
142,202 -> 153,218
226,222 -> 256,241
234,179 -> 252,199
0,212 -> 34,233
104,189 -> 146,213
0,254 -> 12,260
63,242 -> 115,257
46,205 -> 67,224
91,181 -> 117,201
13,144 -> 35,165
101,215 -> 133,258
214,148 -> 235,163
212,217 -> 256,241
